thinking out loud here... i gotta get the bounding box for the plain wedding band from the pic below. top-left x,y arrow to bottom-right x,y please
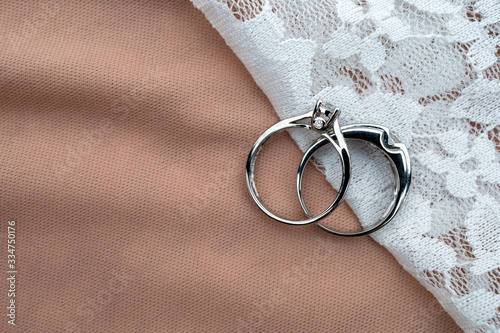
297,124 -> 412,236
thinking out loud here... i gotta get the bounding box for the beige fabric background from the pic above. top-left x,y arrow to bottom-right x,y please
0,0 -> 461,332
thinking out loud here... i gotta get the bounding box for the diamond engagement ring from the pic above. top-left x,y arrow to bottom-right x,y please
246,100 -> 351,225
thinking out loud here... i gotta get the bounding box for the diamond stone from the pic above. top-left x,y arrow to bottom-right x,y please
313,118 -> 326,130
389,131 -> 401,143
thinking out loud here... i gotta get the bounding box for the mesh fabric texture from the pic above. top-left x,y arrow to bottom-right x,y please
0,0 -> 464,332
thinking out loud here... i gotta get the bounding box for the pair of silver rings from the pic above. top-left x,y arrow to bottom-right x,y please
246,100 -> 411,237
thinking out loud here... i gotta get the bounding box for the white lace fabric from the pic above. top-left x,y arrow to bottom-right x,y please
191,0 -> 500,331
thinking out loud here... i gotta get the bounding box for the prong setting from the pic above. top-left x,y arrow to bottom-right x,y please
312,100 -> 340,132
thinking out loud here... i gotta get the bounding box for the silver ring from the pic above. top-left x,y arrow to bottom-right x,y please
246,100 -> 351,225
297,124 -> 411,236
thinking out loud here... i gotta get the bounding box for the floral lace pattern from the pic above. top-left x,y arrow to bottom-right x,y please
192,0 -> 500,331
